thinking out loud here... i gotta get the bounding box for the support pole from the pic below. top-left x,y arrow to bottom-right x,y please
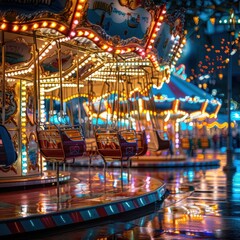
76,57 -> 82,125
223,30 -> 236,171
56,161 -> 60,199
57,41 -> 64,116
1,31 -> 6,125
33,31 -> 39,124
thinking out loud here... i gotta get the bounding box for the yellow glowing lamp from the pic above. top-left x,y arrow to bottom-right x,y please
193,16 -> 199,25
75,12 -> 81,18
12,25 -> 19,31
21,25 -> 28,31
59,25 -> 66,32
77,5 -> 83,10
1,23 -> 7,30
33,23 -> 39,29
50,22 -> 57,28
88,33 -> 95,38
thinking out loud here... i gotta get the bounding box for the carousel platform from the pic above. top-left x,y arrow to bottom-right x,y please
0,150 -> 220,189
0,151 -> 220,238
0,170 -> 71,189
0,168 -> 167,238
131,152 -> 221,168
71,150 -> 221,168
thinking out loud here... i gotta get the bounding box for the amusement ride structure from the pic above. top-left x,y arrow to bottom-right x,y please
0,0 -> 189,180
0,0 -> 224,180
0,0 -> 228,237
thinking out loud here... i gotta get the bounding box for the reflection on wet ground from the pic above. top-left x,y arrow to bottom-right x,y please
0,171 -> 164,220
12,152 -> 240,239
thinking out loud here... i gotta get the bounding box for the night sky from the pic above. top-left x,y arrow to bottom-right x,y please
178,29 -> 240,111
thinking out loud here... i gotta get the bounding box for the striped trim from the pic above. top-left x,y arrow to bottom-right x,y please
0,184 -> 166,237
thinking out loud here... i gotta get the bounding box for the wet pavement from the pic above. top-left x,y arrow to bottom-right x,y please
7,151 -> 240,239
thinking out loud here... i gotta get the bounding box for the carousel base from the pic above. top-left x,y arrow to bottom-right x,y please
131,152 -> 220,168
71,151 -> 220,168
0,170 -> 71,188
0,169 -> 167,238
0,151 -> 220,237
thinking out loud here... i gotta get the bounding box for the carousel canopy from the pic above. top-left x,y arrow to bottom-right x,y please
150,71 -> 222,119
0,0 -> 186,94
79,68 -> 222,125
1,0 -> 226,128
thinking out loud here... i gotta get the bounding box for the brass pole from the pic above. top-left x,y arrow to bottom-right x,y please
1,31 -> 6,125
57,41 -> 64,116
76,56 -> 81,124
33,31 -> 39,124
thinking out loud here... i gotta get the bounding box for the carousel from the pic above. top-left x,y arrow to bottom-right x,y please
0,0 -> 192,236
0,0 -> 187,180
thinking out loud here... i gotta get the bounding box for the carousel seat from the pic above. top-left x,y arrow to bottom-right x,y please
85,138 -> 98,155
197,137 -> 211,155
98,149 -> 122,158
156,131 -> 170,150
146,129 -> 170,152
180,138 -> 191,149
180,137 -> 198,156
198,137 -> 211,149
0,125 -> 18,166
95,131 -> 122,159
95,128 -> 138,166
37,124 -> 86,162
135,130 -> 148,156
117,129 -> 138,158
119,140 -> 138,158
83,138 -> 98,165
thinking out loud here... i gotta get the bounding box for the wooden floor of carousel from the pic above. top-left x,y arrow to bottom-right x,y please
0,151 -> 220,237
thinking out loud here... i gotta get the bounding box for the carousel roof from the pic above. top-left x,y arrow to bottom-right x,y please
150,72 -> 222,117
151,73 -> 216,101
76,70 -> 222,124
0,0 -> 187,95
0,0 -> 232,126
